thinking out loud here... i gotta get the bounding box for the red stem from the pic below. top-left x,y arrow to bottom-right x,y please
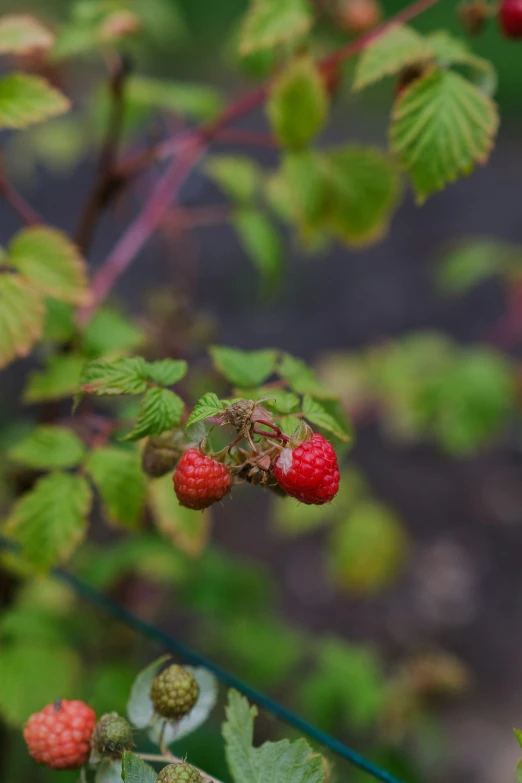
0,175 -> 42,226
253,423 -> 290,443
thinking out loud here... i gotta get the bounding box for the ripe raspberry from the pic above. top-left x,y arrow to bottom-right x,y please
150,665 -> 199,720
273,433 -> 340,505
92,712 -> 134,757
173,449 -> 231,510
499,0 -> 522,37
157,762 -> 203,783
23,699 -> 96,770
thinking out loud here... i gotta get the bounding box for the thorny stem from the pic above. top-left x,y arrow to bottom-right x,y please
138,753 -> 223,783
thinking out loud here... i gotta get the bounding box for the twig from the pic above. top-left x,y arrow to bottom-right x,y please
138,753 -> 222,783
0,155 -> 42,226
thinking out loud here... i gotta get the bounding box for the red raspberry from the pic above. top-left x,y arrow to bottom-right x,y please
173,448 -> 231,510
273,433 -> 340,505
24,699 -> 96,770
499,0 -> 522,36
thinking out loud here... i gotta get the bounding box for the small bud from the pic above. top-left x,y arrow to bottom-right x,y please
459,0 -> 491,34
92,713 -> 134,758
142,434 -> 183,478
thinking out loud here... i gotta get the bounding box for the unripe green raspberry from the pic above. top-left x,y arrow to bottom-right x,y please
157,762 -> 203,783
150,665 -> 199,720
92,712 -> 134,757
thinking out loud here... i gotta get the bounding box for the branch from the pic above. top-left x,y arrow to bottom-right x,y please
0,155 -> 42,226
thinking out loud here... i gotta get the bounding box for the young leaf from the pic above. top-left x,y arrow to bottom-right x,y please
86,447 -> 147,528
80,357 -> 148,396
127,76 -> 223,121
142,359 -> 188,386
186,392 -> 227,429
233,208 -> 283,289
24,353 -> 85,403
278,353 -> 333,398
9,425 -> 86,470
0,73 -> 70,129
223,689 -> 324,783
9,226 -> 90,306
210,346 -> 278,388
206,155 -> 262,202
5,473 -> 92,571
122,388 -> 185,441
262,388 -> 300,414
239,0 -> 313,54
390,69 -> 498,203
127,655 -> 170,728
353,25 -> 431,91
0,15 -> 54,54
267,56 -> 327,149
149,667 -> 218,745
82,307 -> 146,358
148,474 -> 211,556
302,395 -> 350,441
121,752 -> 156,783
0,274 -> 44,369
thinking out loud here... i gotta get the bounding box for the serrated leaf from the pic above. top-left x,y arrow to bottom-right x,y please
206,155 -> 262,203
149,667 -> 218,745
263,388 -> 300,414
302,395 -> 350,441
186,393 -> 227,429
428,31 -> 496,94
278,353 -> 333,398
121,752 -> 156,783
148,474 -> 211,556
323,145 -> 401,245
122,388 -> 185,441
233,208 -> 283,290
142,359 -> 188,386
240,0 -> 313,54
80,357 -> 148,396
24,353 -> 85,402
390,69 -> 498,203
353,25 -> 431,91
9,226 -> 90,306
127,655 -> 170,728
0,15 -> 54,54
223,689 -> 324,783
82,307 -> 145,358
9,425 -> 86,470
5,472 -> 92,571
267,56 -> 327,150
0,72 -> 70,129
210,346 -> 278,388
127,76 -> 223,121
0,274 -> 44,368
86,447 -> 147,528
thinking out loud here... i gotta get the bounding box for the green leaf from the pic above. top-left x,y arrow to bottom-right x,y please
43,298 -> 76,343
0,274 -> 44,369
149,667 -> 218,745
239,0 -> 313,54
0,72 -> 70,129
186,392 -> 227,429
428,31 -> 496,93
233,208 -> 283,289
223,689 -> 324,783
127,76 -> 223,121
82,307 -> 146,358
329,501 -> 408,594
279,150 -> 328,238
80,357 -> 148,396
267,56 -> 327,150
517,760 -> 522,783
302,395 -> 350,441
127,655 -> 170,729
437,239 -> 520,293
148,474 -> 211,556
210,346 -> 278,388
9,226 -> 90,305
390,69 -> 499,203
206,155 -> 262,202
278,353 -> 333,398
142,358 -> 188,386
0,644 -> 80,726
323,145 -> 401,245
122,387 -> 185,441
24,353 -> 85,403
514,728 -> 522,750
95,759 -> 123,783
262,388 -> 300,414
9,425 -> 86,470
0,15 -> 54,54
353,25 -> 431,91
86,447 -> 147,528
121,751 -> 157,783
5,472 -> 92,571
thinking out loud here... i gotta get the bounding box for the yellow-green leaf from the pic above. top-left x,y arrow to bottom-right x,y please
24,353 -> 85,403
0,274 -> 44,368
233,208 -> 283,290
9,425 -> 86,470
86,447 -> 147,528
121,387 -> 185,441
148,474 -> 211,556
0,73 -> 70,129
302,395 -> 350,441
239,0 -> 313,54
353,25 -> 431,91
0,15 -> 54,55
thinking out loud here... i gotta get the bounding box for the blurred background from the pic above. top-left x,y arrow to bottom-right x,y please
1,0 -> 522,781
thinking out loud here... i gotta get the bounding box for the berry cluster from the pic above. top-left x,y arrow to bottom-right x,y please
167,398 -> 340,510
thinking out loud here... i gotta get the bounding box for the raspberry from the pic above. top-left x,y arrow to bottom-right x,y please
273,433 -> 340,505
157,762 -> 203,783
173,449 -> 231,510
499,0 -> 522,37
23,699 -> 96,770
150,665 -> 199,720
92,712 -> 134,757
